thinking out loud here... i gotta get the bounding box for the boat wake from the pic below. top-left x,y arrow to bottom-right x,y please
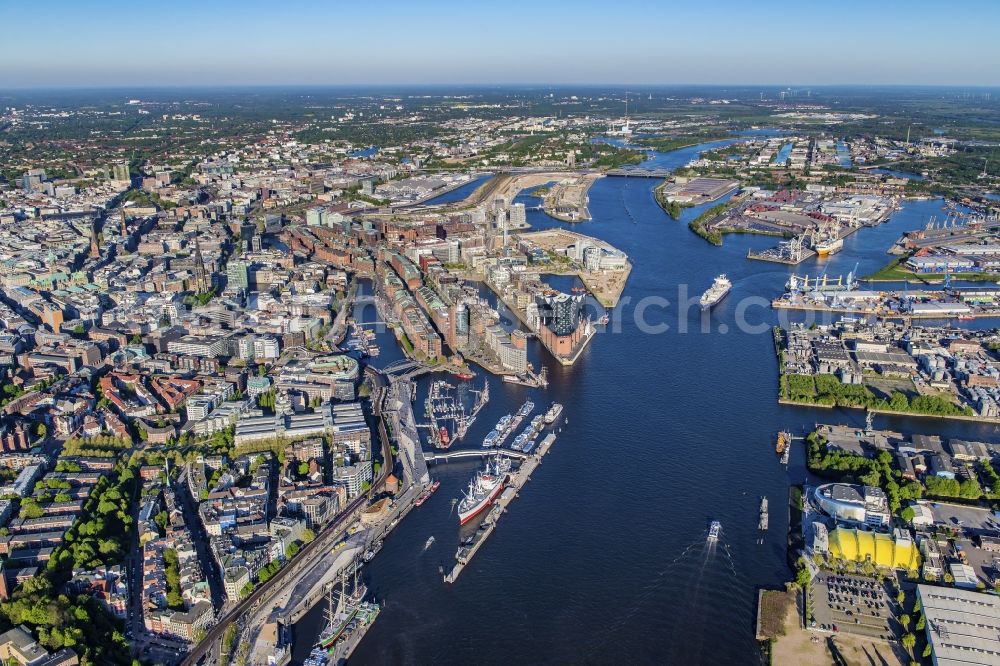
584,533 -> 710,648
619,183 -> 639,224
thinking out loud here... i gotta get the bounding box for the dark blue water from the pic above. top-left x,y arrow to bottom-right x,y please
351,146 -> 378,158
293,143 -> 999,666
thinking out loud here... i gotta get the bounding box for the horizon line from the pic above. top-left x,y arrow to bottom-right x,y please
2,82 -> 1000,93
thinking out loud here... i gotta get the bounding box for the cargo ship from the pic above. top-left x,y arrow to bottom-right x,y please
699,275 -> 732,310
814,235 -> 844,257
775,430 -> 789,455
708,520 -> 721,541
458,457 -> 507,525
543,402 -> 563,424
415,479 -> 441,507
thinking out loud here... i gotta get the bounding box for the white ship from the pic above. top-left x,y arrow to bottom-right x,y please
700,275 -> 732,310
457,456 -> 507,525
814,236 -> 844,257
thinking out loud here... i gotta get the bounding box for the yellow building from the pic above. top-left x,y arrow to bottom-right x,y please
828,527 -> 920,572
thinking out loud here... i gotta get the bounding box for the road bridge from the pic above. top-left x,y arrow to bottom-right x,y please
605,168 -> 672,178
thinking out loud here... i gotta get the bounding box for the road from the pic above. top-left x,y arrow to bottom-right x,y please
180,371 -> 394,666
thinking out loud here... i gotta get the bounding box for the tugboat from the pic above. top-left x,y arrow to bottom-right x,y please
453,370 -> 475,381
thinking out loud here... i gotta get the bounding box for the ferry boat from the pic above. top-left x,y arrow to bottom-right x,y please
543,402 -> 563,424
415,480 -> 441,507
707,520 -> 721,542
458,457 -> 507,525
517,400 -> 535,418
759,497 -> 769,531
700,275 -> 732,310
303,646 -> 330,666
814,236 -> 844,257
362,540 -> 383,563
482,430 -> 500,448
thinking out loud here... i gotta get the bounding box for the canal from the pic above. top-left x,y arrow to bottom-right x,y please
293,141 -> 996,665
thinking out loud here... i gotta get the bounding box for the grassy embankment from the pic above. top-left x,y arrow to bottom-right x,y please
865,255 -> 997,283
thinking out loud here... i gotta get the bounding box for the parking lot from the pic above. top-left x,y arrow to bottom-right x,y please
926,501 -> 997,533
810,573 -> 901,641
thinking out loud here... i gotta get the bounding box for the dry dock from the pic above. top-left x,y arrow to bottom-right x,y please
444,433 -> 557,583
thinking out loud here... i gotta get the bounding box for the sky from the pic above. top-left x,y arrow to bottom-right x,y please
3,0 -> 999,88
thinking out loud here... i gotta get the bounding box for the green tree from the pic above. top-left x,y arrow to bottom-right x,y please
901,633 -> 916,651
900,614 -> 911,630
297,462 -> 309,477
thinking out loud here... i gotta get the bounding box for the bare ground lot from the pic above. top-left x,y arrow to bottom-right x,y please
772,597 -> 908,666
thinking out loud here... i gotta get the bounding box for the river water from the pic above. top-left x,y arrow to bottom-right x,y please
292,142 -> 998,665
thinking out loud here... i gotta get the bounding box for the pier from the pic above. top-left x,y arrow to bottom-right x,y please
746,238 -> 815,265
444,433 -> 557,583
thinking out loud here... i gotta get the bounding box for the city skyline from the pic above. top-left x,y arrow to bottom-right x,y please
4,0 -> 1000,88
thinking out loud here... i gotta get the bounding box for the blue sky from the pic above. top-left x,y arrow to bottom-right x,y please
3,0 -> 998,87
